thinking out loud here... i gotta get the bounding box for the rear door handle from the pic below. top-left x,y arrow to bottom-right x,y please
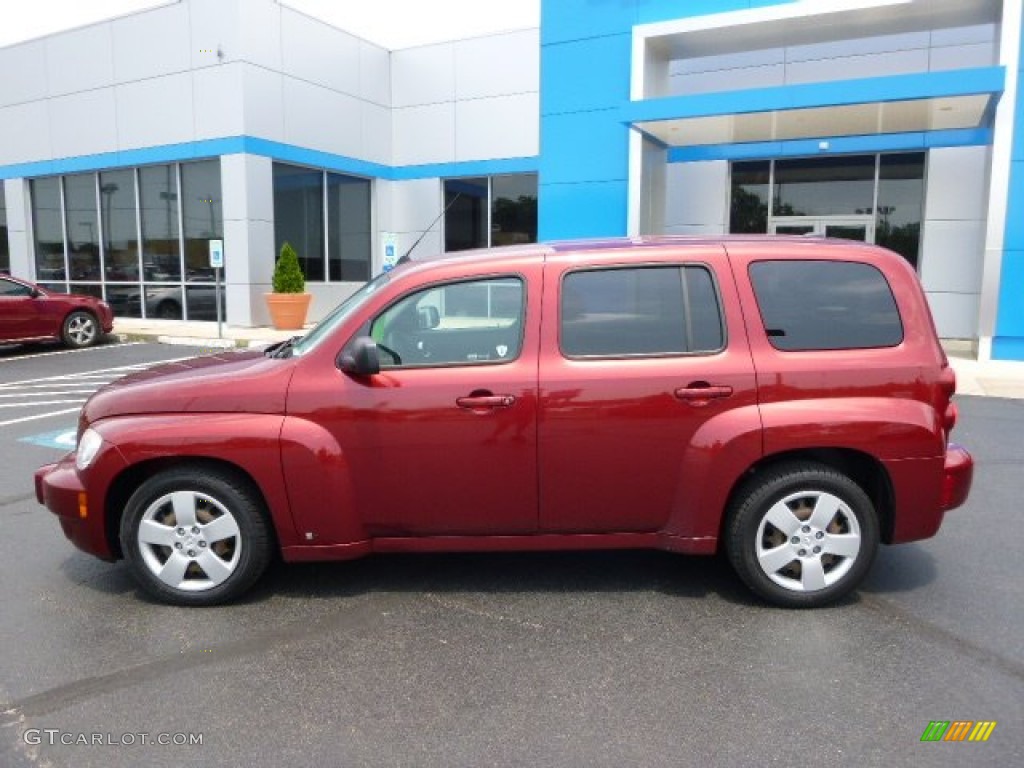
456,394 -> 516,410
674,383 -> 733,405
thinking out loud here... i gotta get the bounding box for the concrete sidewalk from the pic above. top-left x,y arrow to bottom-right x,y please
112,318 -> 1024,400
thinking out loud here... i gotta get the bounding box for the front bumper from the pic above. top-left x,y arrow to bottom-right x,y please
941,443 -> 973,511
35,455 -> 117,561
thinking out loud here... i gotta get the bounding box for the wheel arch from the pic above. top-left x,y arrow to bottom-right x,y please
720,448 -> 896,546
104,456 -> 279,560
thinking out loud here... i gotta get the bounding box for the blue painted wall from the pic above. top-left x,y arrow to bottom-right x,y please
992,9 -> 1024,360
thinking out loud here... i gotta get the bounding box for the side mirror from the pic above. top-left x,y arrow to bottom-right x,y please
417,305 -> 440,330
338,336 -> 380,376
29,288 -> 41,298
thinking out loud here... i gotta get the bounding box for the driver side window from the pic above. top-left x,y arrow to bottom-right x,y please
370,276 -> 524,368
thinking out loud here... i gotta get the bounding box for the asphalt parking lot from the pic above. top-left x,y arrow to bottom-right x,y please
0,340 -> 1021,767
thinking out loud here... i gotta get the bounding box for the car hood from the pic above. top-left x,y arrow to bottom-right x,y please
81,349 -> 295,425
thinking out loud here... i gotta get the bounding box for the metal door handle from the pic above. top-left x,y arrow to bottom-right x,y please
456,394 -> 516,409
674,384 -> 733,404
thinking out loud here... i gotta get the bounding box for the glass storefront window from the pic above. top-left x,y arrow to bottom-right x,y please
444,177 -> 488,252
64,174 -> 100,282
729,161 -> 770,234
773,156 -> 875,217
100,169 -> 139,283
181,160 -> 225,321
327,172 -> 371,282
491,174 -> 537,247
0,184 -> 9,273
139,164 -> 182,282
876,153 -> 925,268
273,163 -> 324,282
31,177 -> 65,282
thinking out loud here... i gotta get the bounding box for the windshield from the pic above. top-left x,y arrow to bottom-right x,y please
290,271 -> 392,356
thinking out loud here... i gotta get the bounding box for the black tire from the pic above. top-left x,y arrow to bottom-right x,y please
154,300 -> 182,320
725,463 -> 879,608
61,310 -> 100,348
119,467 -> 272,606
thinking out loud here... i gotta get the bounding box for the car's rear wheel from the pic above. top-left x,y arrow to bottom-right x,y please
725,463 -> 879,608
62,310 -> 100,348
119,468 -> 272,606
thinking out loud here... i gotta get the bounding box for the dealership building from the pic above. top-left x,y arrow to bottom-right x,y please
0,0 -> 1022,359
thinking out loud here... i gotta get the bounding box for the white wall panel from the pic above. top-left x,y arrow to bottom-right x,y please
664,161 -> 728,228
45,23 -> 115,97
112,2 -> 190,83
392,44 -> 455,107
919,219 -> 986,293
193,64 -> 244,140
236,0 -> 282,71
115,73 -> 194,149
670,47 -> 783,75
454,29 -> 539,100
188,0 -> 241,70
930,23 -> 997,47
670,64 -> 784,95
787,31 -> 930,62
359,40 -> 391,107
455,93 -> 538,161
281,9 -> 360,97
929,43 -> 996,71
221,153 -> 274,224
786,49 -> 929,85
925,291 -> 979,339
0,41 -> 47,107
925,146 -> 989,221
392,104 -> 455,166
241,64 -> 284,142
0,101 -> 51,164
663,224 -> 728,236
282,78 -> 362,157
362,102 -> 392,165
49,89 -> 118,158
391,179 -> 443,233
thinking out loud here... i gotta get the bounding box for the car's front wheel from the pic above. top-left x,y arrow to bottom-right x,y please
119,468 -> 272,605
725,463 -> 879,608
62,310 -> 100,348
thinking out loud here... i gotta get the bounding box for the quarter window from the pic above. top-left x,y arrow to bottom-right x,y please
749,260 -> 903,351
560,266 -> 724,357
370,277 -> 524,368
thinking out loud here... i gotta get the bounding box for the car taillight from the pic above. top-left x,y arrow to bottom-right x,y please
939,365 -> 956,397
944,401 -> 958,434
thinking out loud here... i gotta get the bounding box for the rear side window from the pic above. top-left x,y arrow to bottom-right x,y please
560,266 -> 724,357
749,260 -> 903,351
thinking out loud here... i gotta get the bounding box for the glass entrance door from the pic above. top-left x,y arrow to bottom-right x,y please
770,216 -> 875,243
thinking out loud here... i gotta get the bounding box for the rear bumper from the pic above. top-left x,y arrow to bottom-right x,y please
941,443 -> 973,511
35,456 -> 117,561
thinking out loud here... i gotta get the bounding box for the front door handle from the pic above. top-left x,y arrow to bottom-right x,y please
674,383 -> 733,405
456,393 -> 516,410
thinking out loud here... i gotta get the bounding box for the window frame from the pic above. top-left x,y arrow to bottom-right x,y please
557,263 -> 727,361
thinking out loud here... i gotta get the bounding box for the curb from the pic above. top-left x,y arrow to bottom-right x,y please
116,333 -> 279,349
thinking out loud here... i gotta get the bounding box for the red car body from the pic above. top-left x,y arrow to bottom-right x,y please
35,237 -> 973,606
0,274 -> 114,347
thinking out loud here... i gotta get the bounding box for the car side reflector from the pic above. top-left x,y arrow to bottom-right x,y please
78,492 -> 88,519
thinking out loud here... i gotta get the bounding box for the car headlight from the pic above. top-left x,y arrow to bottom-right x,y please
76,428 -> 103,471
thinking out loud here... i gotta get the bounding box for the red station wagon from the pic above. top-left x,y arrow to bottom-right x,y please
35,237 -> 973,607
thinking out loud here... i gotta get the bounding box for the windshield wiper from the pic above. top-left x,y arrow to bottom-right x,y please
266,335 -> 302,359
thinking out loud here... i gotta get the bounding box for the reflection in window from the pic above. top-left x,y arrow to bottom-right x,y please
561,266 -> 723,357
444,175 -> 538,252
139,164 -> 181,282
0,185 -> 9,273
180,161 -> 225,321
273,163 -> 324,281
371,277 -> 524,367
491,174 -> 537,247
444,178 -> 488,252
730,161 -> 770,234
100,170 -> 139,282
63,174 -> 100,281
31,177 -> 65,282
749,260 -> 903,351
773,156 -> 875,217
876,153 -> 925,268
327,173 -> 371,282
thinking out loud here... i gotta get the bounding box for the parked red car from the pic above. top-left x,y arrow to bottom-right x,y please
0,275 -> 113,348
35,237 -> 972,607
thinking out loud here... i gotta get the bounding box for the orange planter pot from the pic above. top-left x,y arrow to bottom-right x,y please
265,293 -> 312,330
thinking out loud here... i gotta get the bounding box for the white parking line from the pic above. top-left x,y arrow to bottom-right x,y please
0,407 -> 82,428
0,341 -> 145,363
